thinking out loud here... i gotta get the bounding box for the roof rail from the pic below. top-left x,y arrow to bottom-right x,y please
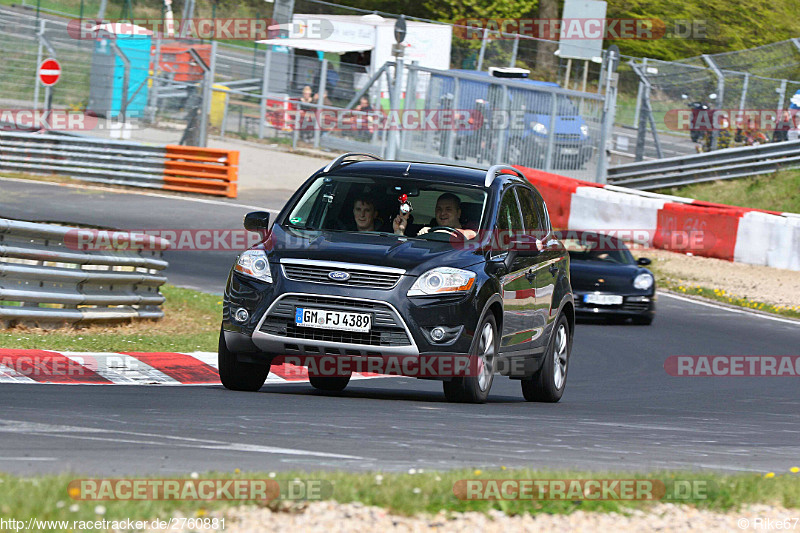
484,165 -> 526,187
323,152 -> 382,173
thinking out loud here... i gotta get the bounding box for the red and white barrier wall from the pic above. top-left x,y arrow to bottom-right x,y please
516,166 -> 800,271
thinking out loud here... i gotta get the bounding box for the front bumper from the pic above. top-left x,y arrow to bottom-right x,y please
574,291 -> 656,317
222,269 -> 483,360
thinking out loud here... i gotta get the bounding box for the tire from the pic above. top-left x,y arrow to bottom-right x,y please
521,314 -> 570,402
309,374 -> 351,392
633,315 -> 654,326
218,327 -> 270,391
442,314 -> 498,404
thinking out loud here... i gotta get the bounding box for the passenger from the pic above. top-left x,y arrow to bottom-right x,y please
352,195 -> 380,232
393,192 -> 477,239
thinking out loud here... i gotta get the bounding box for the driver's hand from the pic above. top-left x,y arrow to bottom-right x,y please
393,213 -> 409,235
460,229 -> 477,240
417,227 -> 430,236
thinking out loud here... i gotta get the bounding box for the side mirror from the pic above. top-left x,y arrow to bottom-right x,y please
244,211 -> 271,232
637,257 -> 652,266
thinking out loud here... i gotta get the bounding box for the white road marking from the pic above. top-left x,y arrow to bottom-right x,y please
0,457 -> 58,461
63,352 -> 179,385
0,176 -> 280,213
0,419 -> 366,460
658,291 -> 800,325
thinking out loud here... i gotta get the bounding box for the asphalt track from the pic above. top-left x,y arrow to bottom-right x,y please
1,177 -> 799,476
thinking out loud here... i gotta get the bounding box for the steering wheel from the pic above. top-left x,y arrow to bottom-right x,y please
425,226 -> 465,239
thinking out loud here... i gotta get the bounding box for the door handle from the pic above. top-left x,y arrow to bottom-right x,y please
525,269 -> 536,282
548,264 -> 559,277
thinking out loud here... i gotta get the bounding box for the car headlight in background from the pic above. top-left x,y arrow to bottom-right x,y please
234,250 -> 273,283
531,122 -> 547,135
633,273 -> 654,290
580,124 -> 589,137
408,267 -> 476,297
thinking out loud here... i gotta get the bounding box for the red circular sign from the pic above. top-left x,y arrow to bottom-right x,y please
38,58 -> 61,86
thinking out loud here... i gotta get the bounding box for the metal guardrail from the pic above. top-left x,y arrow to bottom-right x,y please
607,140 -> 800,190
0,131 -> 239,197
0,131 -> 166,189
0,218 -> 170,326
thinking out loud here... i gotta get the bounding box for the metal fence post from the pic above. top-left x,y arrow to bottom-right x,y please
259,47 -> 272,139
476,28 -> 488,72
200,41 -> 217,146
145,33 -> 162,123
386,57 -> 404,160
313,58 -> 328,149
633,57 -> 647,127
777,79 -> 788,119
33,19 -> 45,112
494,85 -> 509,165
445,77 -> 460,160
596,53 -> 619,182
702,54 -> 725,151
544,94 -> 558,171
509,34 -> 519,67
400,61 -> 418,155
739,73 -> 749,111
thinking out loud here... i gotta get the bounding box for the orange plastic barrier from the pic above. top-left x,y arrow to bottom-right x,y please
163,146 -> 238,198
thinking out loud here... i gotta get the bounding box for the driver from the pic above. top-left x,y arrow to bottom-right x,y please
393,193 -> 477,239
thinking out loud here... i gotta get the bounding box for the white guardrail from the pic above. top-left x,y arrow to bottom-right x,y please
607,139 -> 800,190
0,218 -> 170,327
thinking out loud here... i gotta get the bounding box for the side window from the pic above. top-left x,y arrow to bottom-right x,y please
516,188 -> 544,238
496,188 -> 524,250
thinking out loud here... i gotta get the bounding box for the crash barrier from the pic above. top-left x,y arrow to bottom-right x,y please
607,140 -> 800,190
163,145 -> 238,198
0,218 -> 170,327
0,131 -> 239,198
517,166 -> 800,271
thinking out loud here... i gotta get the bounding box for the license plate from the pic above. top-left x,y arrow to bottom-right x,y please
561,147 -> 580,155
584,294 -> 623,305
295,307 -> 371,333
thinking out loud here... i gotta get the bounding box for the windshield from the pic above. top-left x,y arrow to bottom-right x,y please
564,238 -> 635,265
284,175 -> 488,240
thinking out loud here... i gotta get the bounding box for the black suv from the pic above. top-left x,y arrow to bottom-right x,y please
220,153 -> 574,403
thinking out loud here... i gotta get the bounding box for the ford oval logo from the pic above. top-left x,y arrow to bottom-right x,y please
328,270 -> 350,281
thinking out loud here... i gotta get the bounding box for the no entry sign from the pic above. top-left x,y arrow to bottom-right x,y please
38,58 -> 61,86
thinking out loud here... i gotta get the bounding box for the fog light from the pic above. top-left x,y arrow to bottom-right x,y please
430,327 -> 446,342
234,308 -> 250,323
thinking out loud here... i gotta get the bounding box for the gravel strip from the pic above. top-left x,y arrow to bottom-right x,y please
151,501 -> 799,532
640,248 -> 800,308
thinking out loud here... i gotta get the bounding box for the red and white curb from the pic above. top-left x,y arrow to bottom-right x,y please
0,349 -> 388,385
518,166 -> 800,271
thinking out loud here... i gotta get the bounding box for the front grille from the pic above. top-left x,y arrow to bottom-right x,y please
555,133 -> 582,142
259,295 -> 412,347
282,264 -> 402,289
576,296 -> 650,312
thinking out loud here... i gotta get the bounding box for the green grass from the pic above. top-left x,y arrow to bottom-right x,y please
1,468 -> 799,529
656,169 -> 800,214
657,279 -> 800,319
0,285 -> 222,352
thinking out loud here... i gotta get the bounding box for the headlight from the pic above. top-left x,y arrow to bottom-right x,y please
408,267 -> 476,297
580,124 -> 589,136
234,249 -> 272,283
531,121 -> 547,135
633,273 -> 654,290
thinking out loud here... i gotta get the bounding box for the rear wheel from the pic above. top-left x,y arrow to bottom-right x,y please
442,314 -> 497,404
218,328 -> 270,391
521,315 -> 570,402
309,374 -> 351,392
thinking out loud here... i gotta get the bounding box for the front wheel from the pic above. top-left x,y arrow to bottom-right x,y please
218,327 -> 270,391
521,315 -> 570,402
443,314 -> 497,404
